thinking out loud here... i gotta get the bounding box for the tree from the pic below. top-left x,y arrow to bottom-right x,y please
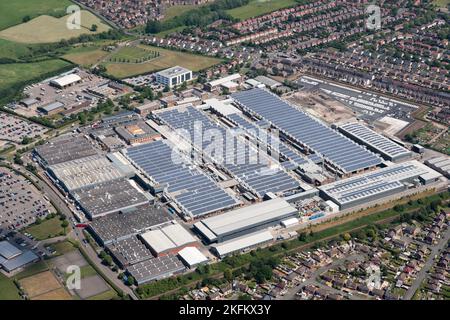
90,24 -> 98,32
224,269 -> 233,282
126,275 -> 136,286
22,15 -> 31,23
61,220 -> 69,232
298,232 -> 307,242
21,136 -> 32,145
343,233 -> 351,242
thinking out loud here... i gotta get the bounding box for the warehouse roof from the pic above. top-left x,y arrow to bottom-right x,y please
212,230 -> 273,257
319,160 -> 442,207
72,178 -> 150,219
127,254 -> 185,285
338,123 -> 412,161
49,154 -> 126,191
35,135 -> 97,166
140,223 -> 197,254
50,74 -> 81,87
39,101 -> 64,113
178,247 -> 208,268
195,198 -> 297,240
207,74 -> 241,88
231,88 -> 382,174
0,241 -> 22,259
89,204 -> 172,244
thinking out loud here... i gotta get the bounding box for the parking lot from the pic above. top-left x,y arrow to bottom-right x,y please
0,167 -> 54,230
0,112 -> 47,146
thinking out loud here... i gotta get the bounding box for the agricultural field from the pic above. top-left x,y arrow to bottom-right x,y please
62,44 -> 111,67
163,4 -> 201,21
226,0 -> 299,20
103,44 -> 222,78
20,270 -> 71,300
0,59 -> 71,95
0,0 -> 73,31
0,10 -> 110,44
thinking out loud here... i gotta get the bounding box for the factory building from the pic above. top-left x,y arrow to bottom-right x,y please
155,66 -> 192,88
425,156 -> 450,178
0,241 -> 39,273
177,247 -> 208,269
140,222 -> 198,257
50,74 -> 82,89
318,161 -> 442,210
193,198 -> 298,243
338,122 -> 412,162
211,230 -> 274,258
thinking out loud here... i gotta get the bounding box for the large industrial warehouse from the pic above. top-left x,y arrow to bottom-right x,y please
48,154 -> 127,192
318,160 -> 442,210
193,198 -> 298,243
338,122 -> 412,162
231,88 -> 383,175
124,139 -> 240,218
154,105 -> 301,198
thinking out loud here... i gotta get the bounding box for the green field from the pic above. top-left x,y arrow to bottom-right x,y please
227,0 -> 299,20
0,273 -> 20,300
24,216 -> 66,240
0,10 -> 110,44
0,59 -> 71,94
0,38 -> 36,61
63,44 -> 111,67
108,46 -> 160,63
163,4 -> 201,21
103,45 -> 222,78
433,0 -> 450,8
0,0 -> 73,31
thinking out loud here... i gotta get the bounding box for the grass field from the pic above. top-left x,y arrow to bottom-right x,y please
15,260 -> 50,280
0,10 -> 109,44
108,46 -> 160,63
163,4 -> 200,21
24,216 -> 65,240
433,0 -> 450,8
50,240 -> 77,256
0,0 -> 73,31
20,271 -> 62,298
0,273 -> 20,300
0,59 -> 71,94
32,287 -> 72,300
227,0 -> 298,20
62,44 -> 110,67
103,44 -> 222,78
87,289 -> 118,300
0,38 -> 36,61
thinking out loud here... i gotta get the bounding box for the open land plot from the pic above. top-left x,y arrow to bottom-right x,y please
0,59 -> 71,96
0,10 -> 110,44
103,44 -> 222,78
50,240 -> 77,256
51,250 -> 88,274
75,275 -> 110,299
62,44 -> 111,67
226,0 -> 298,20
20,270 -> 62,298
163,4 -> 201,20
0,273 -> 21,300
433,0 -> 450,8
87,289 -> 118,300
0,0 -> 73,31
32,287 -> 72,300
24,216 -> 66,240
107,46 -> 160,63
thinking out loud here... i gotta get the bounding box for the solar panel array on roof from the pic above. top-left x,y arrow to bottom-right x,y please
124,140 -> 239,217
225,112 -> 309,168
318,160 -> 439,208
154,106 -> 300,197
338,123 -> 412,162
231,88 -> 382,174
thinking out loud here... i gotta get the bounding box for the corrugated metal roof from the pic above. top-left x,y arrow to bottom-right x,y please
212,230 -> 273,257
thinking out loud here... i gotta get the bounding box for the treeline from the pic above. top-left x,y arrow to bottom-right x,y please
145,0 -> 250,34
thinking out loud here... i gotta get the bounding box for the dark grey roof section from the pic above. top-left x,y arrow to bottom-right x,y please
89,204 -> 172,245
106,236 -> 154,268
72,178 -> 150,219
231,88 -> 382,174
127,254 -> 185,285
34,135 -> 97,166
124,140 -> 239,217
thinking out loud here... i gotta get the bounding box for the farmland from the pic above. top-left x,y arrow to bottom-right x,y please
0,0 -> 73,31
0,10 -> 110,44
0,273 -> 20,300
226,0 -> 299,20
62,44 -> 111,67
102,44 -> 222,78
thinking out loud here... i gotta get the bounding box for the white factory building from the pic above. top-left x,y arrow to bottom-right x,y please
155,66 -> 192,88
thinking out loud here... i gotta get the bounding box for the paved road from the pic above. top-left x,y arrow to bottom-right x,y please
403,226 -> 450,300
